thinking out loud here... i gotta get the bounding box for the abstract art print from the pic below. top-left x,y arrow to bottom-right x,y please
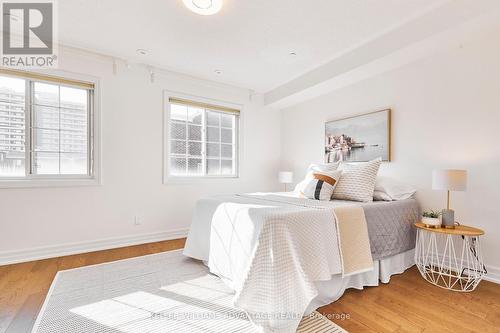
325,109 -> 391,163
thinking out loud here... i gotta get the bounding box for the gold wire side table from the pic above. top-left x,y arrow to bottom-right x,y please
414,222 -> 486,292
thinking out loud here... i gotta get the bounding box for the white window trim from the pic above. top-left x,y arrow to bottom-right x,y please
0,69 -> 101,188
163,90 -> 242,184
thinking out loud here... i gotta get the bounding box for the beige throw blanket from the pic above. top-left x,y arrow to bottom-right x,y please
333,205 -> 374,276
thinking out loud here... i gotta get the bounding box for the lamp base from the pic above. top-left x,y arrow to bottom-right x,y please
441,209 -> 455,228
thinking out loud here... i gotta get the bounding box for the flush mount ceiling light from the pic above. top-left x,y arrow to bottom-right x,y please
136,48 -> 148,56
214,69 -> 223,75
183,0 -> 223,15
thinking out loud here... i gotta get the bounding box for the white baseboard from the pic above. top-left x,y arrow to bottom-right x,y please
0,228 -> 189,266
484,264 -> 500,284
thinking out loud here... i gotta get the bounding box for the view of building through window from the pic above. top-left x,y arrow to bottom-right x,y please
0,76 -> 26,177
169,101 -> 238,177
0,74 -> 91,178
33,82 -> 88,175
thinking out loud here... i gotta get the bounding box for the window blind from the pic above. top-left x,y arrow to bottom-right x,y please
0,68 -> 95,90
168,97 -> 239,115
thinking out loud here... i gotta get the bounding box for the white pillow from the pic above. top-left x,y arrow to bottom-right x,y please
333,158 -> 382,202
375,176 -> 416,201
373,190 -> 392,201
300,170 -> 342,201
294,162 -> 340,193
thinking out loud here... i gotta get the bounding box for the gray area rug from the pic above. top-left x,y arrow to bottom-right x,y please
33,249 -> 347,332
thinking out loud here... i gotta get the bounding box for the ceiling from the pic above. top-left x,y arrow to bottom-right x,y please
58,0 -> 443,92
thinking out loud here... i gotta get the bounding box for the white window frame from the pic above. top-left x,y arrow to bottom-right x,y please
163,91 -> 241,183
0,69 -> 101,188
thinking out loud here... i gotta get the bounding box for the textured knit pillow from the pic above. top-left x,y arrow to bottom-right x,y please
301,170 -> 342,201
332,158 -> 382,202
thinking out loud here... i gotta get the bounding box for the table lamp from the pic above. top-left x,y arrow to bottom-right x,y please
278,171 -> 293,192
432,169 -> 467,228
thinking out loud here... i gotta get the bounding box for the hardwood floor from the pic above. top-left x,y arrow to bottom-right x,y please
0,239 -> 186,333
1,238 -> 499,333
319,268 -> 500,332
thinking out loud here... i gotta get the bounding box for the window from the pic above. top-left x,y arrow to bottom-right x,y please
166,97 -> 239,178
0,69 -> 97,184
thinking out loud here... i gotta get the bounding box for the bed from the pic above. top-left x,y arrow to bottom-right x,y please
183,192 -> 420,332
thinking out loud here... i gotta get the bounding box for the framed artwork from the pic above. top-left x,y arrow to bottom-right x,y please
325,109 -> 391,163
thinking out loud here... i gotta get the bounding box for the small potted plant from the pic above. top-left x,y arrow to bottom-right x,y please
422,210 -> 442,228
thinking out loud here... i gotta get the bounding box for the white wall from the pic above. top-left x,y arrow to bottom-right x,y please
0,48 -> 281,261
280,23 -> 500,270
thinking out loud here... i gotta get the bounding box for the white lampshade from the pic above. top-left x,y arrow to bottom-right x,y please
278,171 -> 293,184
432,169 -> 467,191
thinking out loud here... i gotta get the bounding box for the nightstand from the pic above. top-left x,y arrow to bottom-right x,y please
414,222 -> 486,292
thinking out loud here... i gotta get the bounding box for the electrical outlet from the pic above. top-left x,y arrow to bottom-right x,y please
134,216 -> 142,226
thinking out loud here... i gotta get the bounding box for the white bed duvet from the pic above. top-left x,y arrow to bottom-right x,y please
183,193 -> 373,332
